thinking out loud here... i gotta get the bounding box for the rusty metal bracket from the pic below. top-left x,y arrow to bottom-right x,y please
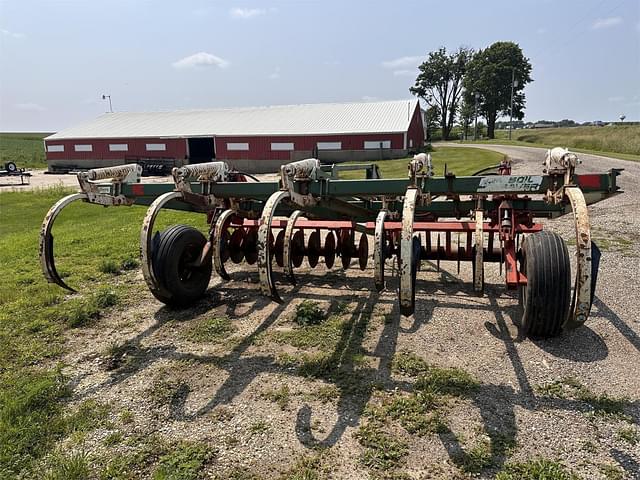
283,210 -> 304,285
280,158 -> 320,207
172,161 -> 230,209
77,164 -> 142,206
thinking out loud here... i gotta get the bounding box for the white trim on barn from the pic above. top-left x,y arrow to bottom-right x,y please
364,140 -> 391,149
317,141 -> 342,150
109,143 -> 128,152
271,142 -> 295,151
227,142 -> 249,151
146,143 -> 166,151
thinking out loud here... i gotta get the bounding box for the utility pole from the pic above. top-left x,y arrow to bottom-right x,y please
509,69 -> 518,140
102,94 -> 113,113
474,92 -> 480,140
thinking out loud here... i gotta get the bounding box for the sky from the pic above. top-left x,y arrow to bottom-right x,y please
0,0 -> 639,132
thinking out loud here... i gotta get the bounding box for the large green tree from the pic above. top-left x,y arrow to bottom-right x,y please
463,42 -> 532,139
410,46 -> 473,140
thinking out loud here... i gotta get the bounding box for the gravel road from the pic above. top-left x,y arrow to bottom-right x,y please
59,145 -> 639,479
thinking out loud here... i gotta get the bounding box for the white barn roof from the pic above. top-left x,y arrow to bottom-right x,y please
46,99 -> 419,140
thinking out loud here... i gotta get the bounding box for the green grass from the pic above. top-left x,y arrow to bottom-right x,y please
460,125 -> 640,161
181,316 -> 236,343
152,441 -> 213,480
338,146 -> 504,179
0,187 -> 205,476
0,132 -> 50,169
496,458 -> 578,480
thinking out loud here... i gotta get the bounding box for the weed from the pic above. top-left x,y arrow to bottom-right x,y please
152,441 -> 213,480
94,288 -> 119,308
261,385 -> 291,410
496,458 -> 578,480
414,365 -> 479,397
381,393 -> 446,435
599,463 -> 625,480
311,385 -> 340,404
271,315 -> 348,350
66,399 -> 111,433
249,419 -> 271,434
210,405 -> 234,422
455,439 -> 493,474
279,452 -> 329,480
617,426 -> 639,445
99,259 -> 120,275
536,377 -> 630,419
103,341 -> 131,371
43,450 -> 91,480
103,431 -> 123,446
391,351 -> 430,376
120,256 -> 140,270
147,378 -> 189,407
182,316 -> 235,343
119,409 -> 134,424
294,300 -> 325,326
354,422 -> 408,471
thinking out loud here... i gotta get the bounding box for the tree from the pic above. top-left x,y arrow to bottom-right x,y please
463,42 -> 532,139
410,46 -> 473,141
458,97 -> 474,140
424,105 -> 441,142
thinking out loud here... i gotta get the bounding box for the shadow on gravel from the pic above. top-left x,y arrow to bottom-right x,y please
68,270 -> 638,477
592,295 -> 640,353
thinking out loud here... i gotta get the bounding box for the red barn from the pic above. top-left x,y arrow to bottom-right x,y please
44,99 -> 424,173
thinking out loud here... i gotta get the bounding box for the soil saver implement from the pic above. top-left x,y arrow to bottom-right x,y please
39,151 -> 622,338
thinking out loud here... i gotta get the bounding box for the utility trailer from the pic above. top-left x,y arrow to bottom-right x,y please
39,151 -> 622,338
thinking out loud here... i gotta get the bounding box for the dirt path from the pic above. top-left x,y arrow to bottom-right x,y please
59,146 -> 640,479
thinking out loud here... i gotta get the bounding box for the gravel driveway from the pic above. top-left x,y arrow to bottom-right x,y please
60,145 -> 639,479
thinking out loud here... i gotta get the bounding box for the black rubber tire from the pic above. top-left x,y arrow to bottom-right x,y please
520,231 -> 571,338
151,225 -> 212,307
5,161 -> 17,173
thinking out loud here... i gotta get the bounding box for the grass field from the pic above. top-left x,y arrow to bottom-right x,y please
0,146 -> 501,477
461,125 -> 640,161
339,146 -> 504,179
0,132 -> 51,169
0,189 -> 204,477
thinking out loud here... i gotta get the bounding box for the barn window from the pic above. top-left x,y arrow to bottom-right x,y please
109,144 -> 128,152
146,143 -> 166,151
227,142 -> 249,151
364,140 -> 391,149
47,145 -> 64,152
409,139 -> 413,148
271,142 -> 294,151
74,144 -> 93,152
317,142 -> 341,150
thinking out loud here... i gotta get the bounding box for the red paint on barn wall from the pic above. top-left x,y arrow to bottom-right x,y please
215,133 -> 406,160
44,138 -> 187,162
406,104 -> 425,149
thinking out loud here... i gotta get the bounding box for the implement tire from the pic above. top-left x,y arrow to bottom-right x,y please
520,231 -> 571,339
152,225 -> 212,307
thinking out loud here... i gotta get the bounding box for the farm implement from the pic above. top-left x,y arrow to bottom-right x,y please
39,151 -> 622,338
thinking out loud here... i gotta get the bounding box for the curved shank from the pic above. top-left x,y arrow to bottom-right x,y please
140,191 -> 183,298
399,188 -> 419,316
39,193 -> 88,291
258,190 -> 290,300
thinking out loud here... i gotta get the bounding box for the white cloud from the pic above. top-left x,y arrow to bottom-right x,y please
592,17 -> 622,30
172,52 -> 229,69
268,67 -> 281,80
1,28 -> 25,39
230,8 -> 266,19
15,102 -> 45,112
381,55 -> 422,69
393,69 -> 416,77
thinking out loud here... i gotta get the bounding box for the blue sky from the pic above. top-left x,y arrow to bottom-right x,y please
0,0 -> 638,131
